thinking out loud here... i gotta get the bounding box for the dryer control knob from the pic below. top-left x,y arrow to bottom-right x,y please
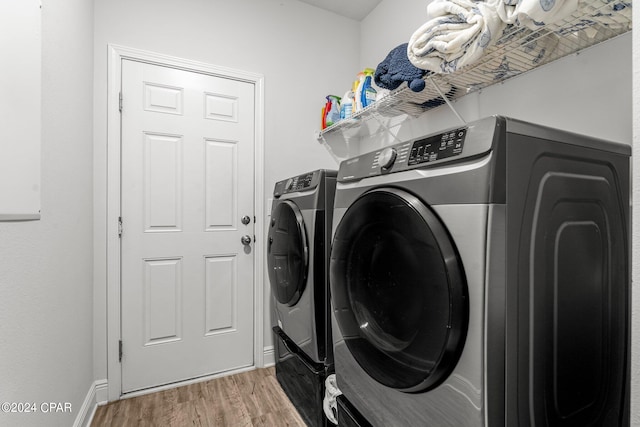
379,147 -> 397,169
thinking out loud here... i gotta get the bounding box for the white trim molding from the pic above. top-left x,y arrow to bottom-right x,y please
95,380 -> 109,406
106,44 -> 265,402
73,380 -> 108,427
263,345 -> 275,367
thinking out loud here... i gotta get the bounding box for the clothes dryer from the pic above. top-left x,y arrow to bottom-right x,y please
330,116 -> 630,426
267,169 -> 336,427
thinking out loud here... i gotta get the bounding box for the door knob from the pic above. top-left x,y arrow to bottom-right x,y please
241,215 -> 251,225
241,235 -> 252,246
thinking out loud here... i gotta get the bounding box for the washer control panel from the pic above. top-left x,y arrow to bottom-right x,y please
337,117 -> 498,183
274,171 -> 317,197
408,128 -> 466,165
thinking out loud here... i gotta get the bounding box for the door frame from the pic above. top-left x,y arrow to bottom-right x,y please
106,44 -> 265,401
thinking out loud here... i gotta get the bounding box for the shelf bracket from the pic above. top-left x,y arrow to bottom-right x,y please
371,112 -> 403,145
315,130 -> 343,164
427,76 -> 466,126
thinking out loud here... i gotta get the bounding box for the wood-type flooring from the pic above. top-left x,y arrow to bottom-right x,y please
91,367 -> 307,426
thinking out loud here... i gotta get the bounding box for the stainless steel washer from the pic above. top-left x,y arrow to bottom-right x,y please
330,116 -> 630,426
267,169 -> 336,427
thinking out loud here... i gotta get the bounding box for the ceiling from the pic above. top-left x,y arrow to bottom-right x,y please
296,0 -> 383,21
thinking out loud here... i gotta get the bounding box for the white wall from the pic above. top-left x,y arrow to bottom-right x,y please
0,1 -> 95,426
359,0 -> 433,69
93,0 -> 360,382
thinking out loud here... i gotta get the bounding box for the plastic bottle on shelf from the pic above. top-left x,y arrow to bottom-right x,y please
354,71 -> 366,113
340,80 -> 358,120
321,104 -> 327,130
361,68 -> 377,109
324,95 -> 341,128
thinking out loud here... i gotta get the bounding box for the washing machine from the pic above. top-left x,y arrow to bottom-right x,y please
329,116 -> 630,426
267,169 -> 336,427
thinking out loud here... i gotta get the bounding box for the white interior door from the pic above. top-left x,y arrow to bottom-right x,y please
120,59 -> 255,393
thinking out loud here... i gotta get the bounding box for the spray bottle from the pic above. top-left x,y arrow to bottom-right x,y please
361,68 -> 377,109
324,95 -> 341,128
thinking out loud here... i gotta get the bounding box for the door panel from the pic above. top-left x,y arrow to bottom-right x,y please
143,258 -> 182,345
205,139 -> 237,230
143,133 -> 182,231
121,60 -> 255,393
204,255 -> 236,334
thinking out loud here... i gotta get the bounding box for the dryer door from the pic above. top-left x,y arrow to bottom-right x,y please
330,188 -> 468,392
268,200 -> 309,306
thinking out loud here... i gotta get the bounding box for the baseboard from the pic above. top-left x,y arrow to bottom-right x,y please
95,380 -> 109,406
263,345 -> 275,367
73,379 -> 107,427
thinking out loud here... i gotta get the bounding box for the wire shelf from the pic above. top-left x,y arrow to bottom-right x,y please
318,0 -> 632,141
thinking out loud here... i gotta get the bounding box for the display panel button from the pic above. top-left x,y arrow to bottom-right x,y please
408,127 -> 467,166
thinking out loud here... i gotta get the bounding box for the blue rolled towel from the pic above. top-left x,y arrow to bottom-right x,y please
375,43 -> 426,92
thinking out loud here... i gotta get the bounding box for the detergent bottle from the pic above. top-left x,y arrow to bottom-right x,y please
324,95 -> 341,128
340,80 -> 358,120
361,68 -> 377,109
354,71 -> 366,113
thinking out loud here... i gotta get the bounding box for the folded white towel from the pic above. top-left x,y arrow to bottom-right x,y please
584,0 -> 632,28
478,29 -> 560,82
495,0 -> 581,29
554,1 -> 632,37
408,0 -> 507,74
407,0 -> 585,74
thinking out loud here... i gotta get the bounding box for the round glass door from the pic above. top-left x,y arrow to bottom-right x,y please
267,200 -> 308,306
330,188 -> 468,392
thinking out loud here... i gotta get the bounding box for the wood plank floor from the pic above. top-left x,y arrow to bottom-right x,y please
91,367 -> 307,426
